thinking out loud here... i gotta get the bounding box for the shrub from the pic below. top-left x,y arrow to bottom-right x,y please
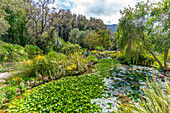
94,46 -> 105,52
68,52 -> 87,73
25,45 -> 43,59
47,51 -> 67,61
0,41 -> 28,62
116,51 -> 156,66
116,52 -> 125,61
61,42 -> 81,55
16,52 -> 87,79
85,55 -> 98,64
90,50 -> 98,55
53,37 -> 66,52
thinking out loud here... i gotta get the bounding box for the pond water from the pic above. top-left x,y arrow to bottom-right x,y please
91,63 -> 169,113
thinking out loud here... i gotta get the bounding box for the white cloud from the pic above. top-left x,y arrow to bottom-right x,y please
69,0 -> 161,25
63,2 -> 71,7
70,0 -> 137,24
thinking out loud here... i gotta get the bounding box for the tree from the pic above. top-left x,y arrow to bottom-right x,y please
25,0 -> 67,52
97,30 -> 111,48
2,9 -> 27,46
117,0 -> 170,70
68,28 -> 87,46
0,0 -> 25,35
83,30 -> 111,49
83,33 -> 98,49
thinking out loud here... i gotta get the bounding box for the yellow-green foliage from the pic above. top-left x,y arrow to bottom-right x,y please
90,50 -> 98,55
116,51 -> 155,66
47,51 -> 67,61
85,55 -> 98,63
16,52 -> 87,78
61,42 -> 81,55
104,51 -> 116,54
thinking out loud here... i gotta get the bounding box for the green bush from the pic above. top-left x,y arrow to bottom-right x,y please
25,45 -> 43,59
90,50 -> 98,55
61,42 -> 81,55
0,41 -> 28,62
47,51 -> 67,61
94,46 -> 105,52
16,52 -> 87,78
53,37 -> 66,52
168,54 -> 170,61
67,52 -> 87,74
116,52 -> 155,66
85,55 -> 98,63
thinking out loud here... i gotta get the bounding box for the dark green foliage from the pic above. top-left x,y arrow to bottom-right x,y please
61,42 -> 81,55
59,12 -> 108,42
2,12 -> 27,46
25,45 -> 43,59
53,37 -> 66,52
0,41 -> 28,62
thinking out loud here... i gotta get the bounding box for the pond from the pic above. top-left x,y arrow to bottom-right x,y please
91,63 -> 169,113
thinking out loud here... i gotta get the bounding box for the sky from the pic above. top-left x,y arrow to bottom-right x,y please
56,0 -> 161,25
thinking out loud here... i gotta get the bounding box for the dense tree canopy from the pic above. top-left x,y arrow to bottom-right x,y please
117,0 -> 170,70
84,30 -> 111,49
0,0 -> 114,52
0,0 -> 25,35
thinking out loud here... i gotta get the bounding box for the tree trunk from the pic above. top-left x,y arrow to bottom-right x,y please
141,33 -> 164,69
164,48 -> 170,70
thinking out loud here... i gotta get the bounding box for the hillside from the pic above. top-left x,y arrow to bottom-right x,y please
107,24 -> 118,33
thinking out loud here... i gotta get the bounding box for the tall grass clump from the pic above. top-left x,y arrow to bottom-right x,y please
116,78 -> 170,113
16,52 -> 87,79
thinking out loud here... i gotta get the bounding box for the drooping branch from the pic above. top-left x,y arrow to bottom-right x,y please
141,32 -> 164,69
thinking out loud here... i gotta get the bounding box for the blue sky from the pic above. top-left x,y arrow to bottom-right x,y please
55,0 -> 161,25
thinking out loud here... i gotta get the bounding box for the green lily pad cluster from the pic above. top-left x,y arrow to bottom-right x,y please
7,75 -> 106,112
105,64 -> 166,101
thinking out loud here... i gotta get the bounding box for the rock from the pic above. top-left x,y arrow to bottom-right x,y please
0,79 -> 6,83
16,88 -> 20,92
16,91 -> 21,95
38,74 -> 42,80
52,76 -> 56,80
0,72 -> 12,79
26,80 -> 30,86
26,86 -> 31,90
30,80 -> 35,86
43,76 -> 49,81
2,98 -> 7,104
36,81 -> 40,86
19,81 -> 24,86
